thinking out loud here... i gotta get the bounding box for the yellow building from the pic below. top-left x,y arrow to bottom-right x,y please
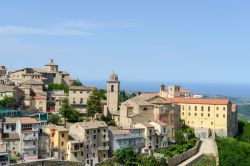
166,98 -> 238,138
68,86 -> 95,114
43,124 -> 69,160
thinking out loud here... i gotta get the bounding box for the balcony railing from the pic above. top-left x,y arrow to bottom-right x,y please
23,135 -> 38,141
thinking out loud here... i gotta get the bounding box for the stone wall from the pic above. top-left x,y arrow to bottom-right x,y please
167,140 -> 201,166
10,160 -> 84,166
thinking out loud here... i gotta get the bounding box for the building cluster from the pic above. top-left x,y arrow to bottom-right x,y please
0,59 -> 94,114
0,60 -> 238,166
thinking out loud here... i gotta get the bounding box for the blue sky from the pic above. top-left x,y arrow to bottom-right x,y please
0,1 -> 250,84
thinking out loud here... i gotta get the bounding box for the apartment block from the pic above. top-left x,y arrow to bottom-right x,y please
109,128 -> 145,153
3,117 -> 40,160
43,124 -> 68,160
68,86 -> 94,114
69,121 -> 109,166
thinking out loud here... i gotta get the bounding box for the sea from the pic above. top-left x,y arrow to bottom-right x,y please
83,80 -> 250,98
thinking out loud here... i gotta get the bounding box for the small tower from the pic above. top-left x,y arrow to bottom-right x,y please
45,59 -> 58,72
168,85 -> 181,98
106,72 -> 120,114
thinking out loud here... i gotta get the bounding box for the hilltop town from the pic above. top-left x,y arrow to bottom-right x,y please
0,59 -> 238,166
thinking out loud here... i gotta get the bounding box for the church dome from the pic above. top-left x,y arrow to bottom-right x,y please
109,72 -> 118,81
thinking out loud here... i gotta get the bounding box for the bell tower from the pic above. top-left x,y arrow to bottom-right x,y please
106,72 -> 120,113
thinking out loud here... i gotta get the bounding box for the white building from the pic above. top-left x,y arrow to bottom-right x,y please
109,128 -> 145,153
3,117 -> 40,161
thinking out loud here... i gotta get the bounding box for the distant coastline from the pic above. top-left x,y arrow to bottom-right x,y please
83,80 -> 250,98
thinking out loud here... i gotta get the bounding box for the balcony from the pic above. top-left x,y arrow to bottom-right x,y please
23,145 -> 36,150
23,135 -> 38,141
98,146 -> 109,151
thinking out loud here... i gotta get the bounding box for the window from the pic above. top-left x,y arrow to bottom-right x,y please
33,142 -> 36,146
6,125 -> 9,130
111,85 -> 114,92
80,98 -> 83,104
208,113 -> 210,117
104,129 -> 106,132
149,137 -> 152,140
163,127 -> 166,133
182,112 -> 184,116
149,129 -> 152,135
182,106 -> 184,110
201,106 -> 204,111
94,130 -> 96,133
103,135 -> 106,138
87,145 -> 89,149
80,143 -> 83,148
223,114 -> 225,118
62,134 -> 64,138
87,154 -> 89,158
73,98 -> 76,104
80,91 -> 83,94
33,150 -> 36,155
104,154 -> 106,158
216,114 -> 219,118
98,129 -> 100,132
223,107 -> 226,111
74,152 -> 77,157
216,107 -> 219,110
211,122 -> 214,125
93,153 -> 95,157
188,113 -> 191,116
187,121 -> 190,124
94,135 -> 96,139
94,144 -> 96,148
195,113 -> 197,116
208,106 -> 210,112
87,160 -> 89,164
201,113 -> 203,117
73,91 -> 76,93
61,142 -> 64,146
195,106 -> 197,111
33,133 -> 36,137
87,130 -> 89,134
81,152 -> 84,156
188,106 -> 191,111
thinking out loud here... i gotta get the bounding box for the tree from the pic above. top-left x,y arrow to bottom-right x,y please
60,98 -> 71,127
175,130 -> 185,145
87,88 -> 102,118
71,79 -> 83,86
119,90 -> 128,103
114,147 -> 139,166
48,113 -> 61,125
140,156 -> 158,166
48,83 -> 69,93
67,108 -> 80,122
0,96 -> 17,109
98,89 -> 107,100
242,123 -> 250,142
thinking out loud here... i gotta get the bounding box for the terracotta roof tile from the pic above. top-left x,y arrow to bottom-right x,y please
166,98 -> 230,105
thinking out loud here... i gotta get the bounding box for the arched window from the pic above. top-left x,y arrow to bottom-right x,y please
111,85 -> 114,92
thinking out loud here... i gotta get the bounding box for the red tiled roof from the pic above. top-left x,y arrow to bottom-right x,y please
18,117 -> 39,124
166,98 -> 230,105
